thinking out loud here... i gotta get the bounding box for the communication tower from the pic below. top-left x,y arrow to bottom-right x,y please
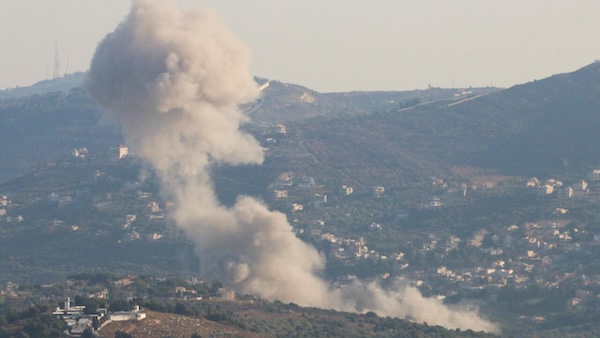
53,41 -> 60,79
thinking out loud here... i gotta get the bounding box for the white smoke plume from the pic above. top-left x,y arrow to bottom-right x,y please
86,0 -> 497,333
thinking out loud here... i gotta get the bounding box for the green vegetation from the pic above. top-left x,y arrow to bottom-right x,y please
0,275 -> 495,338
2,63 -> 600,337
136,297 -> 496,338
0,305 -> 68,338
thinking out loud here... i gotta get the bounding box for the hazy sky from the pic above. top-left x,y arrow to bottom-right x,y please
2,0 -> 600,92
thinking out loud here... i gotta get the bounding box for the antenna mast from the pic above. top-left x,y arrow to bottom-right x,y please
53,41 -> 60,79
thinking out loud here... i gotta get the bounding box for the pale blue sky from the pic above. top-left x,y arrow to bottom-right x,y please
2,0 -> 600,92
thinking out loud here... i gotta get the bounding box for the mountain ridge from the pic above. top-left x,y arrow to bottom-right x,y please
277,62 -> 600,187
1,62 -> 600,185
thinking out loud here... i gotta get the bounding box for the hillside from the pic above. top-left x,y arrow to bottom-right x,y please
0,291 -> 496,338
99,309 -> 261,338
0,75 -> 494,184
249,78 -> 495,123
3,65 -> 600,336
0,73 -> 85,100
274,62 -> 600,189
101,301 -> 497,338
0,88 -> 121,183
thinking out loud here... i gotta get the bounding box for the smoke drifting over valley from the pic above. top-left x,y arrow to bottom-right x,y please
86,0 -> 496,333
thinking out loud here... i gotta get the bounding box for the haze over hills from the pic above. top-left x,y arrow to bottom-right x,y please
0,87 -> 121,183
2,63 -> 599,187
0,62 -> 598,265
279,62 -> 600,188
248,78 -> 497,123
0,72 -> 86,100
0,74 -> 496,184
3,63 -> 600,336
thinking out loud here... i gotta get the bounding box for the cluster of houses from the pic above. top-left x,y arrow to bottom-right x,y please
279,167 -> 600,323
312,229 -> 405,263
526,175 -> 600,200
0,195 -> 24,224
395,208 -> 600,319
52,297 -> 145,336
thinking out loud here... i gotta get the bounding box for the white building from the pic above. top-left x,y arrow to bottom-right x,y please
373,186 -> 385,197
111,145 -> 129,160
341,185 -> 354,195
110,305 -> 146,321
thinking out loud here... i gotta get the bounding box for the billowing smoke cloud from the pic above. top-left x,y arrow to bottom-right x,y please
87,0 -> 497,333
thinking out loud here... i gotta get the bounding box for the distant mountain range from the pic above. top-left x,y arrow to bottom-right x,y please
0,73 -> 495,184
2,63 -> 600,185
0,72 -> 86,100
248,78 -> 497,123
276,62 -> 600,188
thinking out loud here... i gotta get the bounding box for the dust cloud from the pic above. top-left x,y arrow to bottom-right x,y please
86,0 -> 497,333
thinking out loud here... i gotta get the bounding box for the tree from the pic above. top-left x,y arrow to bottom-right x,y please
115,331 -> 134,338
5,308 -> 20,323
81,328 -> 95,338
22,314 -> 68,337
109,299 -> 130,312
174,302 -> 194,316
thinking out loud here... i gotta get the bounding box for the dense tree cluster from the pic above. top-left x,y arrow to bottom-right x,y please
0,306 -> 68,338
